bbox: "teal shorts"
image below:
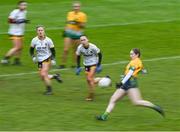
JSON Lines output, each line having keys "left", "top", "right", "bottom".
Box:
{"left": 120, "top": 77, "right": 138, "bottom": 91}
{"left": 63, "top": 29, "right": 83, "bottom": 39}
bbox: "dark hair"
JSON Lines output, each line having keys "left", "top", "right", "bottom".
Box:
{"left": 132, "top": 48, "right": 141, "bottom": 57}
{"left": 80, "top": 35, "right": 88, "bottom": 38}
{"left": 18, "top": 0, "right": 26, "bottom": 5}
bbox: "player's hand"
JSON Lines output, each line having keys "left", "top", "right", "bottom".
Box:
{"left": 141, "top": 69, "right": 147, "bottom": 74}
{"left": 96, "top": 65, "right": 102, "bottom": 73}
{"left": 51, "top": 59, "right": 56, "bottom": 66}
{"left": 75, "top": 67, "right": 82, "bottom": 75}
{"left": 25, "top": 19, "right": 30, "bottom": 23}
{"left": 67, "top": 20, "right": 78, "bottom": 25}
{"left": 32, "top": 57, "right": 37, "bottom": 63}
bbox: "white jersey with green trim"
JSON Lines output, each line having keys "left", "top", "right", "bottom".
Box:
{"left": 31, "top": 36, "right": 54, "bottom": 62}
{"left": 76, "top": 43, "right": 100, "bottom": 66}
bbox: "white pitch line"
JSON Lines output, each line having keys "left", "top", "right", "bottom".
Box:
{"left": 0, "top": 19, "right": 178, "bottom": 35}
{"left": 0, "top": 55, "right": 180, "bottom": 78}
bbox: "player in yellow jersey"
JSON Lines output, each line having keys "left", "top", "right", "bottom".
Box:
{"left": 97, "top": 48, "right": 164, "bottom": 121}
{"left": 59, "top": 1, "right": 87, "bottom": 69}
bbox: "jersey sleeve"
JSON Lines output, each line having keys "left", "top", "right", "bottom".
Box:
{"left": 92, "top": 44, "right": 100, "bottom": 54}
{"left": 48, "top": 38, "right": 54, "bottom": 48}
{"left": 79, "top": 13, "right": 87, "bottom": 23}
{"left": 9, "top": 10, "right": 17, "bottom": 19}
{"left": 76, "top": 45, "right": 81, "bottom": 55}
{"left": 130, "top": 60, "right": 143, "bottom": 72}
{"left": 31, "top": 38, "right": 36, "bottom": 47}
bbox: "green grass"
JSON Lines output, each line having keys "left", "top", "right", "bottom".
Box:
{"left": 0, "top": 0, "right": 180, "bottom": 131}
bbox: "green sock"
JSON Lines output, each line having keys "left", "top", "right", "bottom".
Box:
{"left": 102, "top": 112, "right": 109, "bottom": 119}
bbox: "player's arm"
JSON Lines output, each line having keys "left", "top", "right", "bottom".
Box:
{"left": 29, "top": 46, "right": 35, "bottom": 57}
{"left": 29, "top": 46, "right": 37, "bottom": 63}
{"left": 77, "top": 55, "right": 81, "bottom": 68}
{"left": 50, "top": 47, "right": 56, "bottom": 65}
{"left": 50, "top": 47, "right": 56, "bottom": 59}
{"left": 75, "top": 55, "right": 82, "bottom": 75}
{"left": 78, "top": 13, "right": 87, "bottom": 28}
{"left": 116, "top": 67, "right": 135, "bottom": 88}
{"left": 97, "top": 52, "right": 102, "bottom": 66}
{"left": 67, "top": 13, "right": 86, "bottom": 28}
{"left": 121, "top": 67, "right": 135, "bottom": 84}
{"left": 8, "top": 18, "right": 29, "bottom": 24}
{"left": 67, "top": 20, "right": 85, "bottom": 28}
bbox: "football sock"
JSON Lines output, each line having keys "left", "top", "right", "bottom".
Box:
{"left": 46, "top": 85, "right": 52, "bottom": 92}
{"left": 147, "top": 105, "right": 165, "bottom": 117}
{"left": 4, "top": 56, "right": 10, "bottom": 60}
{"left": 102, "top": 112, "right": 109, "bottom": 119}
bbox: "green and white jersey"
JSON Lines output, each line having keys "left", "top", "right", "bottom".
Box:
{"left": 76, "top": 43, "right": 100, "bottom": 66}
{"left": 31, "top": 36, "right": 54, "bottom": 62}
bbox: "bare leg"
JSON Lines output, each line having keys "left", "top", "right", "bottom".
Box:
{"left": 128, "top": 88, "right": 164, "bottom": 116}
{"left": 40, "top": 62, "right": 52, "bottom": 95}
{"left": 97, "top": 88, "right": 126, "bottom": 120}
{"left": 71, "top": 39, "right": 80, "bottom": 67}
{"left": 85, "top": 66, "right": 96, "bottom": 101}
{"left": 106, "top": 88, "right": 126, "bottom": 113}
{"left": 7, "top": 38, "right": 23, "bottom": 57}
{"left": 60, "top": 37, "right": 72, "bottom": 68}
{"left": 1, "top": 38, "right": 23, "bottom": 64}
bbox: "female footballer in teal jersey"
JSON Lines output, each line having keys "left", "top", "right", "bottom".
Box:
{"left": 29, "top": 26, "right": 62, "bottom": 95}
{"left": 97, "top": 48, "right": 164, "bottom": 121}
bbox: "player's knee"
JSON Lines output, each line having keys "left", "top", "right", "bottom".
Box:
{"left": 40, "top": 71, "right": 47, "bottom": 79}
{"left": 14, "top": 47, "right": 22, "bottom": 51}
{"left": 87, "top": 76, "right": 93, "bottom": 82}
{"left": 132, "top": 100, "right": 141, "bottom": 106}
{"left": 63, "top": 48, "right": 69, "bottom": 53}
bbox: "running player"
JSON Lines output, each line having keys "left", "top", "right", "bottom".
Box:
{"left": 1, "top": 0, "right": 29, "bottom": 65}
{"left": 76, "top": 35, "right": 102, "bottom": 101}
{"left": 59, "top": 1, "right": 87, "bottom": 69}
{"left": 29, "top": 26, "right": 62, "bottom": 95}
{"left": 97, "top": 48, "right": 164, "bottom": 120}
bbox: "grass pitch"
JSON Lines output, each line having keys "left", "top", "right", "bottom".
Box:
{"left": 0, "top": 0, "right": 180, "bottom": 131}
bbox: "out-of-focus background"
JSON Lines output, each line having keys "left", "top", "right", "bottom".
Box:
{"left": 0, "top": 0, "right": 180, "bottom": 130}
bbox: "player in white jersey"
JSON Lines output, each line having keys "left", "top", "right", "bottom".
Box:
{"left": 76, "top": 35, "right": 102, "bottom": 101}
{"left": 1, "top": 1, "right": 29, "bottom": 65}
{"left": 29, "top": 26, "right": 62, "bottom": 95}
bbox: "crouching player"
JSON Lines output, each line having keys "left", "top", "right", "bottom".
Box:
{"left": 29, "top": 26, "right": 62, "bottom": 95}
{"left": 97, "top": 48, "right": 164, "bottom": 120}
{"left": 75, "top": 35, "right": 102, "bottom": 101}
